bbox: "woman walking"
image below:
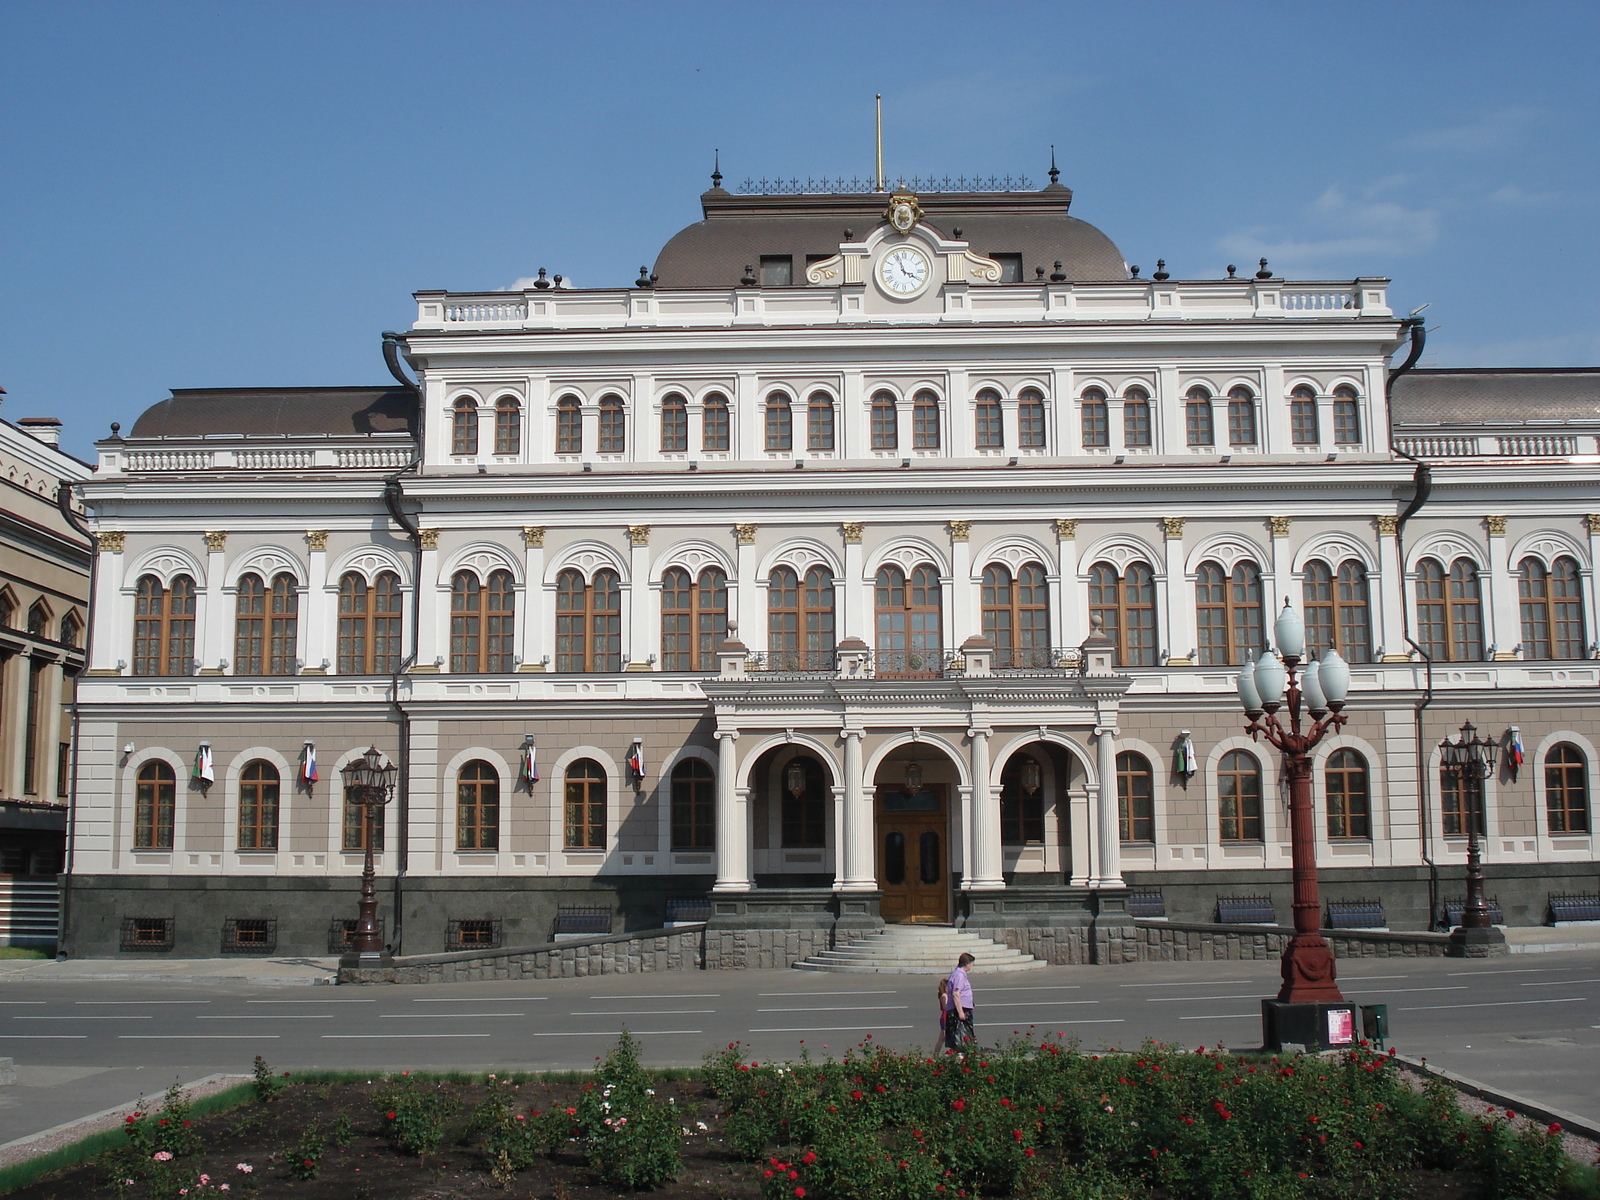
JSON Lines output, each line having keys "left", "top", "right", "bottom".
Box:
{"left": 944, "top": 951, "right": 975, "bottom": 1051}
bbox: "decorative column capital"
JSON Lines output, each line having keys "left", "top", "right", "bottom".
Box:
{"left": 966, "top": 725, "right": 992, "bottom": 740}
{"left": 1053, "top": 518, "right": 1078, "bottom": 540}
{"left": 418, "top": 529, "right": 440, "bottom": 550}
{"left": 948, "top": 520, "right": 971, "bottom": 543}
{"left": 713, "top": 728, "right": 740, "bottom": 742}
{"left": 840, "top": 726, "right": 864, "bottom": 741}
{"left": 841, "top": 522, "right": 864, "bottom": 544}
{"left": 1094, "top": 725, "right": 1120, "bottom": 740}
{"left": 203, "top": 530, "right": 227, "bottom": 552}
{"left": 1375, "top": 515, "right": 1399, "bottom": 537}
{"left": 735, "top": 523, "right": 758, "bottom": 545}
{"left": 1588, "top": 513, "right": 1600, "bottom": 536}
{"left": 305, "top": 530, "right": 329, "bottom": 552}
{"left": 628, "top": 524, "right": 651, "bottom": 547}
{"left": 95, "top": 530, "right": 125, "bottom": 553}
{"left": 1269, "top": 516, "right": 1292, "bottom": 537}
{"left": 1162, "top": 517, "right": 1185, "bottom": 539}
{"left": 521, "top": 526, "right": 545, "bottom": 548}
{"left": 1484, "top": 515, "right": 1507, "bottom": 537}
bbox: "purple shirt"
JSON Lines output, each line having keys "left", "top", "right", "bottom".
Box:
{"left": 946, "top": 966, "right": 973, "bottom": 1011}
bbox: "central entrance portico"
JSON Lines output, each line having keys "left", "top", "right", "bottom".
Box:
{"left": 876, "top": 783, "right": 950, "bottom": 923}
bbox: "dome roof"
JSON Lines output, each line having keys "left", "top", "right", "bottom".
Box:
{"left": 651, "top": 183, "right": 1128, "bottom": 289}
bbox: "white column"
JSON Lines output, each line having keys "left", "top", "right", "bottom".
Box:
{"left": 520, "top": 528, "right": 545, "bottom": 670}
{"left": 1055, "top": 519, "right": 1080, "bottom": 649}
{"left": 1157, "top": 366, "right": 1182, "bottom": 455}
{"left": 734, "top": 525, "right": 760, "bottom": 648}
{"left": 841, "top": 370, "right": 865, "bottom": 460}
{"left": 1376, "top": 516, "right": 1408, "bottom": 660}
{"left": 966, "top": 724, "right": 1003, "bottom": 889}
{"left": 1261, "top": 363, "right": 1287, "bottom": 452}
{"left": 1053, "top": 367, "right": 1079, "bottom": 455}
{"left": 90, "top": 533, "right": 125, "bottom": 672}
{"left": 1094, "top": 719, "right": 1123, "bottom": 887}
{"left": 303, "top": 531, "right": 329, "bottom": 672}
{"left": 627, "top": 526, "right": 652, "bottom": 669}
{"left": 1586, "top": 515, "right": 1600, "bottom": 656}
{"left": 200, "top": 531, "right": 227, "bottom": 673}
{"left": 1000, "top": 396, "right": 1020, "bottom": 456}
{"left": 841, "top": 525, "right": 866, "bottom": 641}
{"left": 838, "top": 729, "right": 874, "bottom": 890}
{"left": 415, "top": 531, "right": 442, "bottom": 671}
{"left": 632, "top": 373, "right": 654, "bottom": 464}
{"left": 735, "top": 373, "right": 759, "bottom": 460}
{"left": 1106, "top": 395, "right": 1126, "bottom": 456}
{"left": 1267, "top": 516, "right": 1293, "bottom": 624}
{"left": 948, "top": 368, "right": 971, "bottom": 458}
{"left": 950, "top": 523, "right": 973, "bottom": 644}
{"left": 1484, "top": 516, "right": 1519, "bottom": 658}
{"left": 712, "top": 730, "right": 749, "bottom": 891}
{"left": 1162, "top": 517, "right": 1194, "bottom": 665}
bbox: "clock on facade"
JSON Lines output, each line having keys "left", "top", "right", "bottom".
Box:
{"left": 878, "top": 245, "right": 931, "bottom": 296}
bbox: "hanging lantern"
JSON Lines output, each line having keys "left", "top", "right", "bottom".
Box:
{"left": 785, "top": 760, "right": 808, "bottom": 798}
{"left": 1019, "top": 757, "right": 1043, "bottom": 794}
{"left": 903, "top": 757, "right": 923, "bottom": 792}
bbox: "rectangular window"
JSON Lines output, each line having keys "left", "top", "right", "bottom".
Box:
{"left": 759, "top": 255, "right": 793, "bottom": 286}
{"left": 342, "top": 789, "right": 385, "bottom": 851}
{"left": 702, "top": 400, "right": 729, "bottom": 451}
{"left": 1081, "top": 401, "right": 1108, "bottom": 448}
{"left": 23, "top": 660, "right": 43, "bottom": 794}
{"left": 990, "top": 253, "right": 1023, "bottom": 283}
{"left": 1440, "top": 772, "right": 1483, "bottom": 837}
{"left": 1291, "top": 400, "right": 1320, "bottom": 445}
{"left": 58, "top": 741, "right": 70, "bottom": 798}
{"left": 1228, "top": 400, "right": 1257, "bottom": 446}
{"left": 1186, "top": 402, "right": 1214, "bottom": 446}
{"left": 1333, "top": 399, "right": 1361, "bottom": 444}
{"left": 1018, "top": 400, "right": 1046, "bottom": 447}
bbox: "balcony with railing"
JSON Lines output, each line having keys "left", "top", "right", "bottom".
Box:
{"left": 736, "top": 644, "right": 1084, "bottom": 682}
{"left": 1394, "top": 432, "right": 1591, "bottom": 459}
{"left": 99, "top": 435, "right": 417, "bottom": 475}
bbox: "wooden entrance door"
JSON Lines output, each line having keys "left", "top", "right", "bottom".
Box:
{"left": 876, "top": 786, "right": 949, "bottom": 923}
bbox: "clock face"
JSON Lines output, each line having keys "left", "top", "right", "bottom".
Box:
{"left": 878, "top": 246, "right": 931, "bottom": 296}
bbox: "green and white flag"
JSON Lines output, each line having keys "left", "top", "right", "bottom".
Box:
{"left": 1174, "top": 732, "right": 1197, "bottom": 779}
{"left": 192, "top": 743, "right": 214, "bottom": 784}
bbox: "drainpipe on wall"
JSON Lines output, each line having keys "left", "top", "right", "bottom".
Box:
{"left": 54, "top": 479, "right": 94, "bottom": 959}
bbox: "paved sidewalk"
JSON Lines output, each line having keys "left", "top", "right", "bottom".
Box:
{"left": 0, "top": 956, "right": 338, "bottom": 986}
{"left": 1505, "top": 924, "right": 1600, "bottom": 953}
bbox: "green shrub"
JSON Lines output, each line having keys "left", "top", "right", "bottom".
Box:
{"left": 575, "top": 1031, "right": 682, "bottom": 1189}
{"left": 375, "top": 1072, "right": 461, "bottom": 1157}
{"left": 287, "top": 1122, "right": 324, "bottom": 1179}
{"left": 469, "top": 1075, "right": 537, "bottom": 1184}
{"left": 251, "top": 1055, "right": 286, "bottom": 1103}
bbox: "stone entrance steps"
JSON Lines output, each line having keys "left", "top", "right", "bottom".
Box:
{"left": 793, "top": 924, "right": 1047, "bottom": 974}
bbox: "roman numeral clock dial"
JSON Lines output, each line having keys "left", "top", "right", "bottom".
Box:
{"left": 878, "top": 246, "right": 931, "bottom": 296}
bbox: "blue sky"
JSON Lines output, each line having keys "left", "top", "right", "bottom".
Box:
{"left": 3, "top": 2, "right": 1597, "bottom": 458}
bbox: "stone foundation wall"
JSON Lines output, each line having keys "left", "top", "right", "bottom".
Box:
{"left": 341, "top": 926, "right": 706, "bottom": 985}
{"left": 702, "top": 927, "right": 835, "bottom": 970}
{"left": 1133, "top": 920, "right": 1452, "bottom": 961}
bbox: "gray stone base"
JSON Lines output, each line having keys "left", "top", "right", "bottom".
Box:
{"left": 340, "top": 926, "right": 707, "bottom": 984}
{"left": 1447, "top": 925, "right": 1510, "bottom": 958}
{"left": 1133, "top": 919, "right": 1452, "bottom": 961}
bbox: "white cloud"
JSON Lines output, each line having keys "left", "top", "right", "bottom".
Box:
{"left": 1219, "top": 185, "right": 1438, "bottom": 271}
{"left": 1486, "top": 184, "right": 1563, "bottom": 207}
{"left": 1398, "top": 107, "right": 1542, "bottom": 155}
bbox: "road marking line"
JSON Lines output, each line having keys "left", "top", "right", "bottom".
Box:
{"left": 1399, "top": 997, "right": 1588, "bottom": 1011}
{"left": 323, "top": 1033, "right": 491, "bottom": 1039}
{"left": 984, "top": 986, "right": 1082, "bottom": 993}
{"left": 378, "top": 1013, "right": 526, "bottom": 1019}
{"left": 247, "top": 998, "right": 376, "bottom": 1004}
{"left": 75, "top": 1000, "right": 210, "bottom": 1005}
{"left": 1340, "top": 987, "right": 1468, "bottom": 994}
{"left": 747, "top": 1025, "right": 915, "bottom": 1033}
{"left": 1, "top": 1035, "right": 88, "bottom": 1039}
{"left": 756, "top": 1006, "right": 910, "bottom": 1013}
{"left": 531, "top": 1030, "right": 702, "bottom": 1037}
{"left": 1521, "top": 979, "right": 1600, "bottom": 986}
{"left": 1447, "top": 967, "right": 1572, "bottom": 976}
{"left": 569, "top": 1009, "right": 717, "bottom": 1016}
{"left": 194, "top": 1014, "right": 335, "bottom": 1020}
{"left": 1337, "top": 975, "right": 1411, "bottom": 981}
{"left": 16, "top": 1015, "right": 153, "bottom": 1020}
{"left": 411, "top": 996, "right": 548, "bottom": 1002}
{"left": 1178, "top": 1014, "right": 1255, "bottom": 1020}
{"left": 0, "top": 1001, "right": 46, "bottom": 1005}
{"left": 1032, "top": 1019, "right": 1125, "bottom": 1025}
{"left": 1119, "top": 980, "right": 1251, "bottom": 988}
{"left": 982, "top": 1001, "right": 1100, "bottom": 1009}
{"left": 759, "top": 990, "right": 900, "bottom": 997}
{"left": 585, "top": 994, "right": 721, "bottom": 1000}
{"left": 1145, "top": 995, "right": 1264, "bottom": 1003}
{"left": 120, "top": 1035, "right": 280, "bottom": 1040}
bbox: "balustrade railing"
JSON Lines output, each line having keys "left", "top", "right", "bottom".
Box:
{"left": 742, "top": 645, "right": 1083, "bottom": 680}
{"left": 745, "top": 649, "right": 839, "bottom": 674}
{"left": 444, "top": 301, "right": 527, "bottom": 323}
{"left": 336, "top": 447, "right": 416, "bottom": 469}
{"left": 1280, "top": 290, "right": 1357, "bottom": 312}
{"left": 1395, "top": 436, "right": 1478, "bottom": 458}
{"left": 125, "top": 450, "right": 214, "bottom": 471}
{"left": 1496, "top": 434, "right": 1578, "bottom": 456}
{"left": 235, "top": 449, "right": 315, "bottom": 470}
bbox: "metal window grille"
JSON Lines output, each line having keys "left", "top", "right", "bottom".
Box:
{"left": 446, "top": 918, "right": 502, "bottom": 951}
{"left": 222, "top": 917, "right": 278, "bottom": 954}
{"left": 121, "top": 916, "right": 174, "bottom": 952}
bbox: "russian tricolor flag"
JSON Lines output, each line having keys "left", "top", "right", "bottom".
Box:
{"left": 627, "top": 740, "right": 645, "bottom": 781}
{"left": 1509, "top": 727, "right": 1524, "bottom": 779}
{"left": 301, "top": 743, "right": 318, "bottom": 785}
{"left": 521, "top": 741, "right": 539, "bottom": 785}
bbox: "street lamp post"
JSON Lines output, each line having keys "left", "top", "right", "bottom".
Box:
{"left": 1439, "top": 721, "right": 1507, "bottom": 956}
{"left": 1238, "top": 600, "right": 1359, "bottom": 1049}
{"left": 340, "top": 746, "right": 397, "bottom": 967}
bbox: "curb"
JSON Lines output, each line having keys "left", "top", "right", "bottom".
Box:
{"left": 1392, "top": 1054, "right": 1600, "bottom": 1143}
{"left": 0, "top": 1073, "right": 250, "bottom": 1170}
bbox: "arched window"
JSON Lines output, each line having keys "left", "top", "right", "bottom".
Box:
{"left": 338, "top": 571, "right": 403, "bottom": 674}
{"left": 1519, "top": 556, "right": 1586, "bottom": 660}
{"left": 768, "top": 565, "right": 836, "bottom": 670}
{"left": 912, "top": 390, "right": 941, "bottom": 449}
{"left": 1439, "top": 763, "right": 1483, "bottom": 837}
{"left": 781, "top": 756, "right": 826, "bottom": 847}
{"left": 1080, "top": 388, "right": 1108, "bottom": 448}
{"left": 1227, "top": 386, "right": 1258, "bottom": 446}
{"left": 555, "top": 568, "right": 621, "bottom": 672}
{"left": 456, "top": 760, "right": 499, "bottom": 850}
{"left": 564, "top": 758, "right": 606, "bottom": 849}
{"left": 982, "top": 562, "right": 1051, "bottom": 668}
{"left": 26, "top": 601, "right": 48, "bottom": 636}
{"left": 1416, "top": 558, "right": 1484, "bottom": 661}
{"left": 238, "top": 760, "right": 279, "bottom": 850}
{"left": 1303, "top": 560, "right": 1372, "bottom": 663}
{"left": 1117, "top": 751, "right": 1154, "bottom": 842}
{"left": 1195, "top": 560, "right": 1264, "bottom": 666}
{"left": 133, "top": 574, "right": 196, "bottom": 676}
{"left": 1088, "top": 561, "right": 1158, "bottom": 666}
{"left": 661, "top": 566, "right": 727, "bottom": 671}
{"left": 450, "top": 569, "right": 515, "bottom": 673}
{"left": 556, "top": 394, "right": 582, "bottom": 455}
{"left": 660, "top": 392, "right": 688, "bottom": 453}
{"left": 1018, "top": 388, "right": 1046, "bottom": 448}
{"left": 235, "top": 572, "right": 298, "bottom": 676}
{"left": 1332, "top": 385, "right": 1361, "bottom": 445}
{"left": 1545, "top": 744, "right": 1590, "bottom": 834}
{"left": 451, "top": 397, "right": 479, "bottom": 456}
{"left": 0, "top": 590, "right": 13, "bottom": 628}
{"left": 702, "top": 392, "right": 730, "bottom": 452}
{"left": 871, "top": 391, "right": 898, "bottom": 450}
{"left": 1290, "top": 384, "right": 1320, "bottom": 445}
{"left": 671, "top": 758, "right": 715, "bottom": 850}
{"left": 1218, "top": 750, "right": 1263, "bottom": 841}
{"left": 343, "top": 775, "right": 384, "bottom": 851}
{"left": 493, "top": 396, "right": 521, "bottom": 455}
{"left": 1185, "top": 387, "right": 1214, "bottom": 447}
{"left": 1000, "top": 754, "right": 1045, "bottom": 845}
{"left": 807, "top": 391, "right": 835, "bottom": 451}
{"left": 598, "top": 394, "right": 626, "bottom": 454}
{"left": 1123, "top": 387, "right": 1152, "bottom": 448}
{"left": 1325, "top": 748, "right": 1370, "bottom": 839}
{"left": 875, "top": 563, "right": 942, "bottom": 677}
{"left": 764, "top": 391, "right": 793, "bottom": 451}
{"left": 974, "top": 389, "right": 1003, "bottom": 449}
{"left": 59, "top": 609, "right": 83, "bottom": 648}
{"left": 134, "top": 760, "right": 176, "bottom": 849}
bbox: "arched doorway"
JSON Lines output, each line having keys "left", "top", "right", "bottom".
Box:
{"left": 746, "top": 744, "right": 836, "bottom": 886}
{"left": 997, "top": 740, "right": 1075, "bottom": 882}
{"left": 873, "top": 743, "right": 958, "bottom": 922}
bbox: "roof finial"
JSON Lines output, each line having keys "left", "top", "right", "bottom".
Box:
{"left": 874, "top": 95, "right": 884, "bottom": 192}
{"left": 1048, "top": 145, "right": 1059, "bottom": 186}
{"left": 711, "top": 149, "right": 722, "bottom": 189}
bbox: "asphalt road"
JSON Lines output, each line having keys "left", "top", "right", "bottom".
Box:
{"left": 3, "top": 950, "right": 1597, "bottom": 1148}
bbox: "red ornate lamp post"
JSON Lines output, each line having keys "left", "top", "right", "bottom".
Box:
{"left": 1439, "top": 721, "right": 1506, "bottom": 956}
{"left": 1239, "top": 601, "right": 1359, "bottom": 1048}
{"left": 340, "top": 746, "right": 397, "bottom": 967}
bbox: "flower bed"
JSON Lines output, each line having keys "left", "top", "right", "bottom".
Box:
{"left": 4, "top": 1036, "right": 1596, "bottom": 1200}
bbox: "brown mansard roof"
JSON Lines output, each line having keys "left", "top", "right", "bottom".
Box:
{"left": 651, "top": 184, "right": 1129, "bottom": 288}
{"left": 129, "top": 387, "right": 416, "bottom": 439}
{"left": 1389, "top": 368, "right": 1600, "bottom": 426}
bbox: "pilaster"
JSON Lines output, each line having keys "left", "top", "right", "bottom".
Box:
{"left": 627, "top": 525, "right": 652, "bottom": 669}
{"left": 200, "top": 531, "right": 227, "bottom": 674}
{"left": 302, "top": 530, "right": 329, "bottom": 672}
{"left": 1375, "top": 516, "right": 1409, "bottom": 660}
{"left": 1162, "top": 517, "right": 1193, "bottom": 665}
{"left": 841, "top": 523, "right": 866, "bottom": 641}
{"left": 412, "top": 529, "right": 442, "bottom": 671}
{"left": 1484, "top": 516, "right": 1519, "bottom": 658}
{"left": 519, "top": 527, "right": 546, "bottom": 670}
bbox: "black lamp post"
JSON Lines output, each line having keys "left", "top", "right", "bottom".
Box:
{"left": 340, "top": 746, "right": 397, "bottom": 966}
{"left": 1439, "top": 721, "right": 1502, "bottom": 949}
{"left": 1238, "top": 600, "right": 1359, "bottom": 1049}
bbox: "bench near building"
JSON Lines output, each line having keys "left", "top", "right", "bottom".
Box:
{"left": 62, "top": 167, "right": 1600, "bottom": 963}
